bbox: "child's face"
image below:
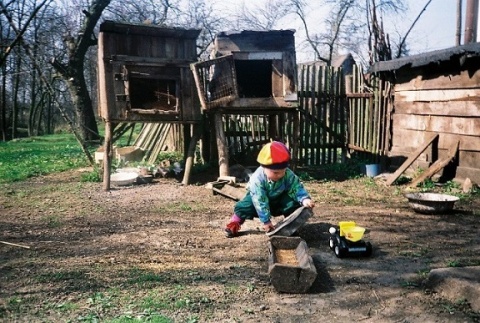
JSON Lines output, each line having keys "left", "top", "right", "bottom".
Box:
{"left": 263, "top": 167, "right": 287, "bottom": 182}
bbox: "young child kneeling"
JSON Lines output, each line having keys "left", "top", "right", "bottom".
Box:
{"left": 224, "top": 141, "right": 315, "bottom": 238}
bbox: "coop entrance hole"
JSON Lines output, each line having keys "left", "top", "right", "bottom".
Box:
{"left": 129, "top": 78, "right": 177, "bottom": 111}
{"left": 234, "top": 60, "right": 272, "bottom": 97}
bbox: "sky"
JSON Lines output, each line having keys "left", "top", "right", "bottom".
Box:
{"left": 210, "top": 0, "right": 479, "bottom": 64}
{"left": 392, "top": 1, "right": 461, "bottom": 52}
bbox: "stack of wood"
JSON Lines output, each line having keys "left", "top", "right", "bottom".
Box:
{"left": 133, "top": 123, "right": 180, "bottom": 164}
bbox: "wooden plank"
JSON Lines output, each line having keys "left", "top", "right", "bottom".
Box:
{"left": 182, "top": 124, "right": 201, "bottom": 185}
{"left": 129, "top": 109, "right": 178, "bottom": 115}
{"left": 215, "top": 112, "right": 229, "bottom": 177}
{"left": 458, "top": 150, "right": 480, "bottom": 167}
{"left": 393, "top": 114, "right": 480, "bottom": 136}
{"left": 389, "top": 155, "right": 430, "bottom": 173}
{"left": 385, "top": 133, "right": 439, "bottom": 186}
{"left": 316, "top": 66, "right": 324, "bottom": 165}
{"left": 408, "top": 140, "right": 459, "bottom": 187}
{"left": 147, "top": 124, "right": 171, "bottom": 164}
{"left": 103, "top": 121, "right": 114, "bottom": 191}
{"left": 346, "top": 93, "right": 374, "bottom": 98}
{"left": 0, "top": 240, "right": 30, "bottom": 249}
{"left": 272, "top": 57, "right": 283, "bottom": 97}
{"left": 97, "top": 33, "right": 111, "bottom": 120}
{"left": 395, "top": 88, "right": 480, "bottom": 102}
{"left": 388, "top": 147, "right": 430, "bottom": 162}
{"left": 395, "top": 68, "right": 480, "bottom": 91}
{"left": 190, "top": 63, "right": 209, "bottom": 110}
{"left": 210, "top": 183, "right": 245, "bottom": 201}
{"left": 395, "top": 100, "right": 480, "bottom": 117}
{"left": 110, "top": 55, "right": 192, "bottom": 66}
{"left": 392, "top": 129, "right": 480, "bottom": 152}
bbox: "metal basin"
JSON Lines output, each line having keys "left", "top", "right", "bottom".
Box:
{"left": 405, "top": 192, "right": 459, "bottom": 214}
{"left": 110, "top": 172, "right": 138, "bottom": 186}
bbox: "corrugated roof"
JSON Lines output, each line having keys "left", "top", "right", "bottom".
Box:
{"left": 368, "top": 42, "right": 480, "bottom": 73}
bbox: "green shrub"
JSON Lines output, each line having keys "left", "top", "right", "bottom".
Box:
{"left": 81, "top": 167, "right": 102, "bottom": 182}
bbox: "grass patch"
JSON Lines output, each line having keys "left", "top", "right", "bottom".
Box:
{"left": 36, "top": 270, "right": 88, "bottom": 283}
{"left": 0, "top": 134, "right": 91, "bottom": 183}
{"left": 81, "top": 166, "right": 103, "bottom": 182}
{"left": 109, "top": 312, "right": 173, "bottom": 323}
{"left": 136, "top": 286, "right": 213, "bottom": 312}
{"left": 155, "top": 201, "right": 210, "bottom": 213}
{"left": 125, "top": 268, "right": 167, "bottom": 286}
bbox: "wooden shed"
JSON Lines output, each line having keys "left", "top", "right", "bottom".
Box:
{"left": 190, "top": 30, "right": 300, "bottom": 177}
{"left": 191, "top": 29, "right": 298, "bottom": 112}
{"left": 370, "top": 43, "right": 480, "bottom": 184}
{"left": 98, "top": 20, "right": 201, "bottom": 123}
{"left": 97, "top": 21, "right": 202, "bottom": 190}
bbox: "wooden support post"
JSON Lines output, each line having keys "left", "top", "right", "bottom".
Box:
{"left": 102, "top": 120, "right": 113, "bottom": 191}
{"left": 215, "top": 112, "right": 229, "bottom": 177}
{"left": 182, "top": 123, "right": 201, "bottom": 185}
{"left": 268, "top": 114, "right": 278, "bottom": 140}
{"left": 291, "top": 111, "right": 299, "bottom": 171}
{"left": 385, "top": 133, "right": 439, "bottom": 186}
{"left": 408, "top": 140, "right": 459, "bottom": 188}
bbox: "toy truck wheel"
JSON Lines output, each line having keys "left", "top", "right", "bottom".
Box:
{"left": 334, "top": 245, "right": 346, "bottom": 258}
{"left": 329, "top": 237, "right": 335, "bottom": 250}
{"left": 365, "top": 242, "right": 373, "bottom": 257}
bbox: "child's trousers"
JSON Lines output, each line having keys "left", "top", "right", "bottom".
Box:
{"left": 233, "top": 192, "right": 301, "bottom": 222}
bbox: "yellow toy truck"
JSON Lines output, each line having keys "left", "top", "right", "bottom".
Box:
{"left": 329, "top": 221, "right": 372, "bottom": 258}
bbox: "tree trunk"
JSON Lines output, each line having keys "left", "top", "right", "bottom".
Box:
{"left": 1, "top": 63, "right": 6, "bottom": 141}
{"left": 12, "top": 54, "right": 22, "bottom": 139}
{"left": 49, "top": 0, "right": 111, "bottom": 144}
{"left": 46, "top": 93, "right": 53, "bottom": 134}
{"left": 67, "top": 69, "right": 99, "bottom": 142}
{"left": 28, "top": 47, "right": 38, "bottom": 136}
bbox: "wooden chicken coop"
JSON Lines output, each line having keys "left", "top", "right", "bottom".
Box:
{"left": 190, "top": 30, "right": 299, "bottom": 176}
{"left": 97, "top": 20, "right": 201, "bottom": 190}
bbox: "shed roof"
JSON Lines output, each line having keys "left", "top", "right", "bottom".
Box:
{"left": 99, "top": 20, "right": 201, "bottom": 39}
{"left": 368, "top": 42, "right": 480, "bottom": 73}
{"left": 213, "top": 29, "right": 296, "bottom": 54}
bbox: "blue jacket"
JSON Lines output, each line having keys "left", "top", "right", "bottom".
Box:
{"left": 247, "top": 166, "right": 310, "bottom": 223}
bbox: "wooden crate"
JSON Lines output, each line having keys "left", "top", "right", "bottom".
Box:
{"left": 268, "top": 236, "right": 317, "bottom": 293}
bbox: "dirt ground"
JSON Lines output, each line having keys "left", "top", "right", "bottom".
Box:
{"left": 1, "top": 168, "right": 480, "bottom": 322}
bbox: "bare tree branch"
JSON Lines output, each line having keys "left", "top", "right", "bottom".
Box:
{"left": 1, "top": 5, "right": 94, "bottom": 164}
{"left": 396, "top": 0, "right": 432, "bottom": 58}
{"left": 291, "top": 0, "right": 327, "bottom": 62}
{"left": 0, "top": 0, "right": 48, "bottom": 66}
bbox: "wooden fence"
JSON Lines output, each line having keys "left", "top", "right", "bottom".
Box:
{"left": 131, "top": 63, "right": 393, "bottom": 169}
{"left": 346, "top": 65, "right": 393, "bottom": 164}
{"left": 219, "top": 112, "right": 296, "bottom": 166}
{"left": 221, "top": 63, "right": 392, "bottom": 167}
{"left": 296, "top": 63, "right": 346, "bottom": 166}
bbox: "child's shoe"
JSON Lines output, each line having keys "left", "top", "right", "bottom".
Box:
{"left": 224, "top": 222, "right": 241, "bottom": 238}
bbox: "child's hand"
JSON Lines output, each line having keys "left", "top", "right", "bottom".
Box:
{"left": 302, "top": 198, "right": 315, "bottom": 208}
{"left": 263, "top": 221, "right": 275, "bottom": 232}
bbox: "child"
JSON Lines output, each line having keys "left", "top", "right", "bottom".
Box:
{"left": 224, "top": 141, "right": 315, "bottom": 238}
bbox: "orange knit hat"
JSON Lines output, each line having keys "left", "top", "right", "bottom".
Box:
{"left": 257, "top": 141, "right": 290, "bottom": 169}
